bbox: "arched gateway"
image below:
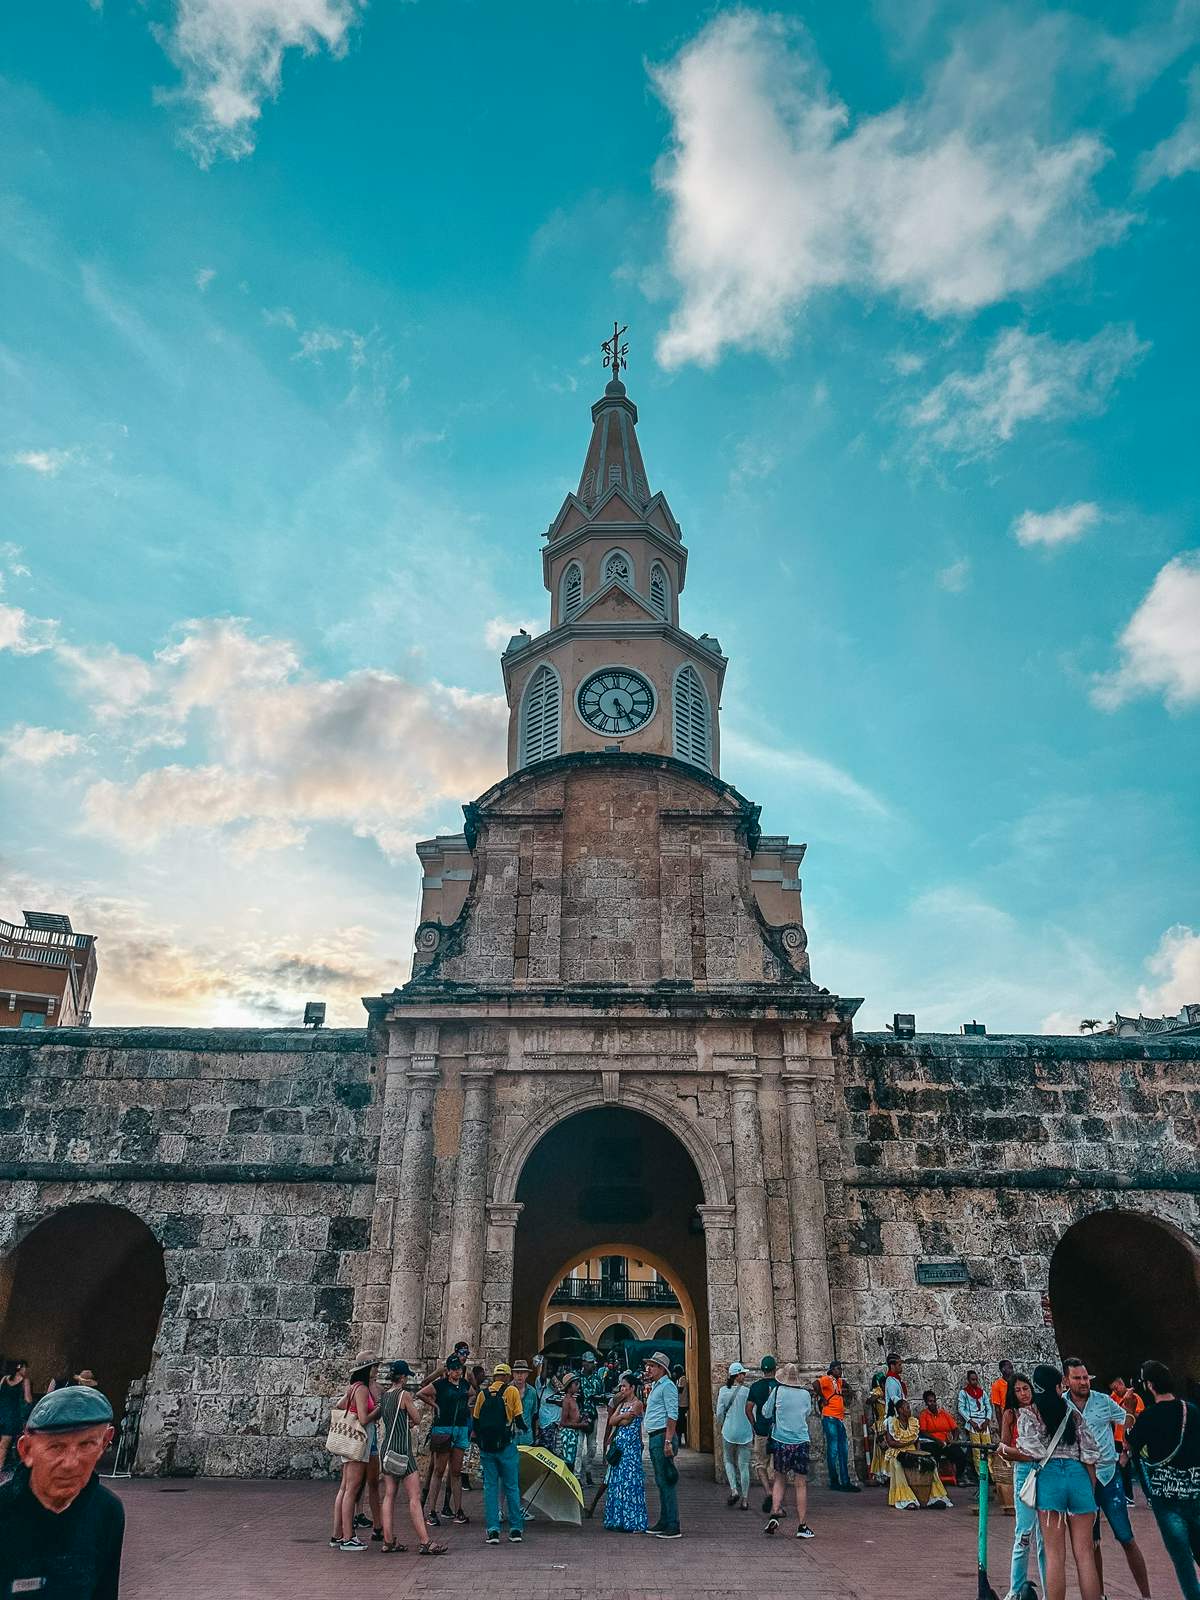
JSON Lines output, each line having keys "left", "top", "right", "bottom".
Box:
{"left": 362, "top": 362, "right": 859, "bottom": 1466}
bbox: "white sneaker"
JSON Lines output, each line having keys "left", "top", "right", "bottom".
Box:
{"left": 338, "top": 1538, "right": 367, "bottom": 1551}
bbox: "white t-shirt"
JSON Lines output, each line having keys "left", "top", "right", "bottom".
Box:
{"left": 763, "top": 1384, "right": 812, "bottom": 1445}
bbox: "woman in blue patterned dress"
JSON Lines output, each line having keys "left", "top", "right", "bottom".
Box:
{"left": 603, "top": 1373, "right": 648, "bottom": 1532}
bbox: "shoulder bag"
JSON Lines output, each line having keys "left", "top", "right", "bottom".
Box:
{"left": 382, "top": 1396, "right": 413, "bottom": 1476}
{"left": 326, "top": 1389, "right": 370, "bottom": 1463}
{"left": 1144, "top": 1402, "right": 1200, "bottom": 1503}
{"left": 1018, "top": 1406, "right": 1072, "bottom": 1507}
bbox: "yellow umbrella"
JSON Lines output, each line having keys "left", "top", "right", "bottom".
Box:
{"left": 516, "top": 1445, "right": 584, "bottom": 1524}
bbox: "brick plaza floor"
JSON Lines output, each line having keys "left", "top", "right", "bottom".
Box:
{"left": 114, "top": 1452, "right": 1183, "bottom": 1600}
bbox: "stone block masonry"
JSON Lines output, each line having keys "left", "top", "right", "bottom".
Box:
{"left": 0, "top": 1027, "right": 379, "bottom": 1477}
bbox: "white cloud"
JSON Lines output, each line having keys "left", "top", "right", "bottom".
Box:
{"left": 294, "top": 326, "right": 365, "bottom": 364}
{"left": 194, "top": 265, "right": 217, "bottom": 291}
{"left": 1137, "top": 924, "right": 1200, "bottom": 1015}
{"left": 7, "top": 447, "right": 84, "bottom": 476}
{"left": 911, "top": 324, "right": 1146, "bottom": 457}
{"left": 0, "top": 865, "right": 394, "bottom": 1025}
{"left": 721, "top": 727, "right": 889, "bottom": 817}
{"left": 1091, "top": 552, "right": 1200, "bottom": 712}
{"left": 75, "top": 618, "right": 508, "bottom": 857}
{"left": 911, "top": 883, "right": 1015, "bottom": 932}
{"left": 0, "top": 725, "right": 84, "bottom": 765}
{"left": 54, "top": 643, "right": 157, "bottom": 718}
{"left": 1012, "top": 501, "right": 1102, "bottom": 549}
{"left": 936, "top": 556, "right": 970, "bottom": 592}
{"left": 652, "top": 12, "right": 1128, "bottom": 367}
{"left": 483, "top": 618, "right": 540, "bottom": 652}
{"left": 1139, "top": 65, "right": 1200, "bottom": 186}
{"left": 153, "top": 0, "right": 364, "bottom": 166}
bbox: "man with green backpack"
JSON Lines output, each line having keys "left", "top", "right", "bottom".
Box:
{"left": 472, "top": 1363, "right": 526, "bottom": 1546}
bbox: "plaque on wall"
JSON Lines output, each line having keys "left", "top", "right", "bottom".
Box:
{"left": 915, "top": 1260, "right": 971, "bottom": 1286}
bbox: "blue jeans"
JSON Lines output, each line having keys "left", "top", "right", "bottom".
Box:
{"left": 1094, "top": 1468, "right": 1134, "bottom": 1545}
{"left": 1149, "top": 1498, "right": 1200, "bottom": 1600}
{"left": 481, "top": 1442, "right": 523, "bottom": 1535}
{"left": 1010, "top": 1462, "right": 1047, "bottom": 1597}
{"left": 648, "top": 1431, "right": 678, "bottom": 1530}
{"left": 822, "top": 1415, "right": 850, "bottom": 1487}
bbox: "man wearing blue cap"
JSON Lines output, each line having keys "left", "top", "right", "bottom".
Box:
{"left": 0, "top": 1384, "right": 125, "bottom": 1598}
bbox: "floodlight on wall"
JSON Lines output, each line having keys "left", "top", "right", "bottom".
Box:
{"left": 891, "top": 1013, "right": 916, "bottom": 1039}
{"left": 962, "top": 1020, "right": 986, "bottom": 1036}
{"left": 303, "top": 1001, "right": 326, "bottom": 1029}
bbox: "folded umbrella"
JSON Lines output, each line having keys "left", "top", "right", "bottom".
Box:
{"left": 516, "top": 1445, "right": 583, "bottom": 1525}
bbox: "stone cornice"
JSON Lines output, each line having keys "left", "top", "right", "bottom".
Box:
{"left": 500, "top": 620, "right": 726, "bottom": 698}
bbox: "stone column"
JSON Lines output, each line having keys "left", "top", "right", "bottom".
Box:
{"left": 360, "top": 1030, "right": 412, "bottom": 1353}
{"left": 383, "top": 1054, "right": 439, "bottom": 1360}
{"left": 783, "top": 1062, "right": 835, "bottom": 1369}
{"left": 698, "top": 1201, "right": 738, "bottom": 1482}
{"left": 442, "top": 1067, "right": 493, "bottom": 1353}
{"left": 481, "top": 1201, "right": 523, "bottom": 1368}
{"left": 727, "top": 1071, "right": 777, "bottom": 1362}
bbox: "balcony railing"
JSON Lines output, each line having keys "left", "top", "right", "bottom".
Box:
{"left": 549, "top": 1277, "right": 680, "bottom": 1308}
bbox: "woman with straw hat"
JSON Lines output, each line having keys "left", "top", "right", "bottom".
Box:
{"left": 761, "top": 1362, "right": 816, "bottom": 1539}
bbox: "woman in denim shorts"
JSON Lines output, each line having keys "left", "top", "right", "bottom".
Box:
{"left": 1004, "top": 1365, "right": 1101, "bottom": 1600}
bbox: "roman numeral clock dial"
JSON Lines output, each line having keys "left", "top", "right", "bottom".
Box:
{"left": 576, "top": 668, "right": 656, "bottom": 735}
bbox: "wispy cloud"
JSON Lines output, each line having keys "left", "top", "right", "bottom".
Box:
{"left": 7, "top": 447, "right": 85, "bottom": 476}
{"left": 721, "top": 727, "right": 890, "bottom": 817}
{"left": 1013, "top": 501, "right": 1102, "bottom": 549}
{"left": 0, "top": 725, "right": 84, "bottom": 765}
{"left": 651, "top": 11, "right": 1129, "bottom": 367}
{"left": 194, "top": 265, "right": 217, "bottom": 291}
{"left": 483, "top": 618, "right": 540, "bottom": 652}
{"left": 1091, "top": 551, "right": 1200, "bottom": 712}
{"left": 152, "top": 0, "right": 365, "bottom": 166}
{"left": 936, "top": 555, "right": 971, "bottom": 592}
{"left": 1138, "top": 65, "right": 1200, "bottom": 187}
{"left": 72, "top": 617, "right": 507, "bottom": 858}
{"left": 910, "top": 324, "right": 1147, "bottom": 457}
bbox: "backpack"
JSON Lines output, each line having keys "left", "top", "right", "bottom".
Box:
{"left": 475, "top": 1385, "right": 513, "bottom": 1454}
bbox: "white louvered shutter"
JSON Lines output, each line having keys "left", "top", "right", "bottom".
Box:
{"left": 522, "top": 666, "right": 561, "bottom": 765}
{"left": 563, "top": 564, "right": 583, "bottom": 621}
{"left": 650, "top": 564, "right": 668, "bottom": 619}
{"left": 673, "top": 665, "right": 709, "bottom": 768}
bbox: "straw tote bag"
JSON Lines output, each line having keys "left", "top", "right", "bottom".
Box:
{"left": 326, "top": 1391, "right": 370, "bottom": 1463}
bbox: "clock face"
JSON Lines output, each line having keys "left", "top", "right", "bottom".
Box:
{"left": 577, "top": 667, "right": 656, "bottom": 735}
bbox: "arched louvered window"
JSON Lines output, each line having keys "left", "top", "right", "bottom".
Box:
{"left": 561, "top": 562, "right": 583, "bottom": 622}
{"left": 603, "top": 550, "right": 631, "bottom": 585}
{"left": 650, "top": 563, "right": 668, "bottom": 619}
{"left": 672, "top": 663, "right": 710, "bottom": 768}
{"left": 520, "top": 664, "right": 561, "bottom": 766}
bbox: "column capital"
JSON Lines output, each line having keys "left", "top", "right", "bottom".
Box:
{"left": 725, "top": 1068, "right": 762, "bottom": 1091}
{"left": 407, "top": 1059, "right": 440, "bottom": 1085}
{"left": 460, "top": 1066, "right": 495, "bottom": 1086}
{"left": 696, "top": 1202, "right": 737, "bottom": 1231}
{"left": 486, "top": 1201, "right": 524, "bottom": 1230}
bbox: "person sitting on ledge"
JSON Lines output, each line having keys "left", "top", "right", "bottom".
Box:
{"left": 919, "top": 1389, "right": 972, "bottom": 1483}
{"left": 885, "top": 1399, "right": 952, "bottom": 1510}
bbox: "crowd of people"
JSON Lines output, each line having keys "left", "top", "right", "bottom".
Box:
{"left": 323, "top": 1336, "right": 1200, "bottom": 1600}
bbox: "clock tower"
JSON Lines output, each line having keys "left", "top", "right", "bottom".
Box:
{"left": 500, "top": 349, "right": 726, "bottom": 774}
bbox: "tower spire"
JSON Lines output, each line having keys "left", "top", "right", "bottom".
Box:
{"left": 577, "top": 322, "right": 649, "bottom": 508}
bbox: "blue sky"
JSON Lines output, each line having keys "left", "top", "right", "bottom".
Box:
{"left": 1, "top": 0, "right": 1197, "bottom": 1030}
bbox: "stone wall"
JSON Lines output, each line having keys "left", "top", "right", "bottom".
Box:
{"left": 0, "top": 1026, "right": 379, "bottom": 1476}
{"left": 827, "top": 1033, "right": 1200, "bottom": 1398}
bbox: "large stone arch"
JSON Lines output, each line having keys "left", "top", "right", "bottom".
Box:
{"left": 1049, "top": 1206, "right": 1200, "bottom": 1390}
{"left": 491, "top": 1080, "right": 729, "bottom": 1209}
{"left": 0, "top": 1201, "right": 167, "bottom": 1425}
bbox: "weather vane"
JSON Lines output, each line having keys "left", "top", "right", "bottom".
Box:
{"left": 602, "top": 320, "right": 629, "bottom": 383}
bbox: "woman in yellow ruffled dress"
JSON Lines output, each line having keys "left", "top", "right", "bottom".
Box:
{"left": 884, "top": 1401, "right": 952, "bottom": 1509}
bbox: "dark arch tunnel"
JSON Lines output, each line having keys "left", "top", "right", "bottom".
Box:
{"left": 0, "top": 1203, "right": 167, "bottom": 1422}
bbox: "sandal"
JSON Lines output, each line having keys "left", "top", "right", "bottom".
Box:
{"left": 419, "top": 1541, "right": 448, "bottom": 1556}
{"left": 381, "top": 1541, "right": 406, "bottom": 1554}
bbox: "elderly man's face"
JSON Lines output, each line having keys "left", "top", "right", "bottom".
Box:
{"left": 19, "top": 1425, "right": 113, "bottom": 1510}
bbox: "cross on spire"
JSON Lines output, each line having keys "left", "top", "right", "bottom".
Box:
{"left": 601, "top": 320, "right": 628, "bottom": 385}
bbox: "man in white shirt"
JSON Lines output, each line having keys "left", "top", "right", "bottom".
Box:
{"left": 957, "top": 1370, "right": 992, "bottom": 1484}
{"left": 1064, "top": 1359, "right": 1151, "bottom": 1600}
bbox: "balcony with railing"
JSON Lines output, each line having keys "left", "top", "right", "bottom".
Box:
{"left": 549, "top": 1276, "right": 680, "bottom": 1308}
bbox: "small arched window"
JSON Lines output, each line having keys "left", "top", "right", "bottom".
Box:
{"left": 672, "top": 664, "right": 710, "bottom": 769}
{"left": 650, "top": 563, "right": 668, "bottom": 619}
{"left": 561, "top": 562, "right": 583, "bottom": 622}
{"left": 520, "top": 664, "right": 561, "bottom": 766}
{"left": 603, "top": 550, "right": 631, "bottom": 585}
